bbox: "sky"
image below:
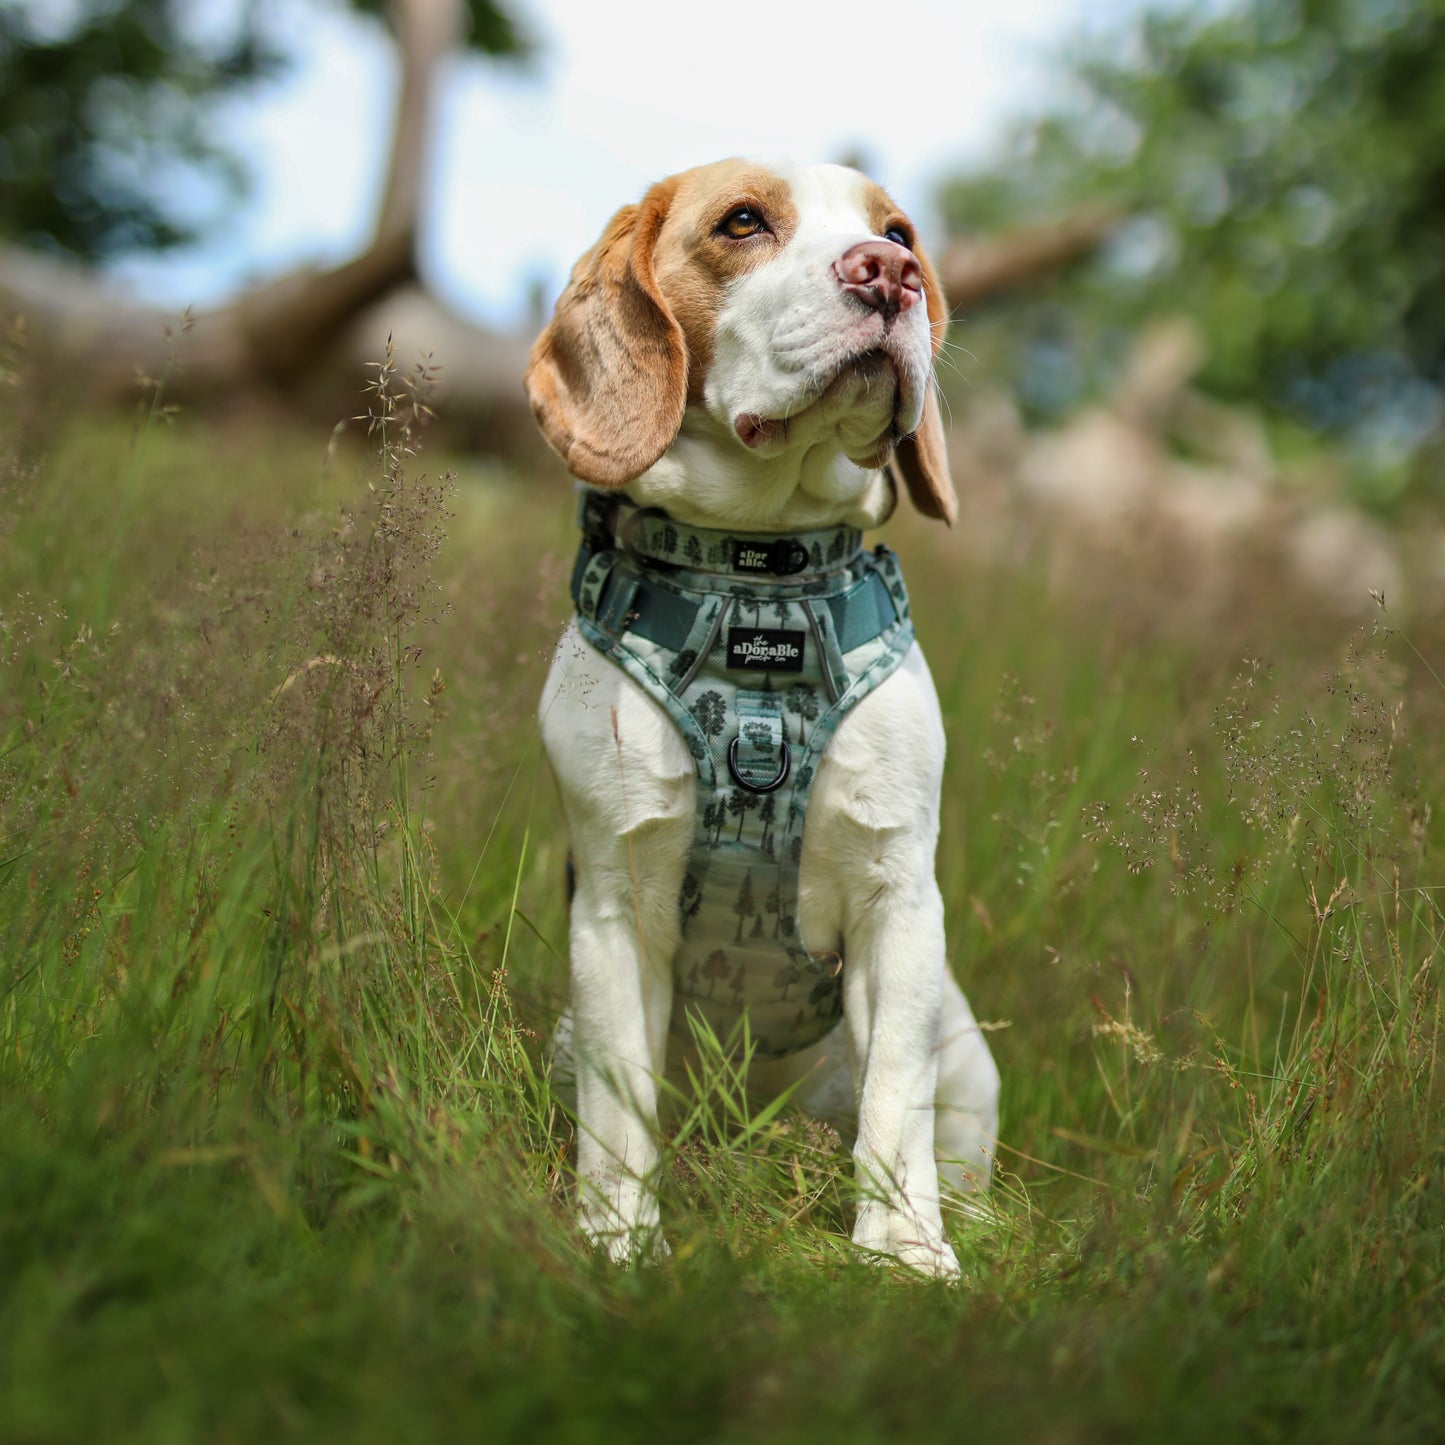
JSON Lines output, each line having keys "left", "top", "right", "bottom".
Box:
{"left": 110, "top": 0, "right": 1161, "bottom": 329}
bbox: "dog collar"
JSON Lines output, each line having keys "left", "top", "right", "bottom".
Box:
{"left": 576, "top": 490, "right": 864, "bottom": 582}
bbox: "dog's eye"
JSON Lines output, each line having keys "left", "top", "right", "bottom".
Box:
{"left": 884, "top": 225, "right": 913, "bottom": 250}
{"left": 719, "top": 206, "right": 767, "bottom": 239}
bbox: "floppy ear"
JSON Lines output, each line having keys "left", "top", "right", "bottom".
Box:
{"left": 891, "top": 240, "right": 957, "bottom": 526}
{"left": 525, "top": 180, "right": 687, "bottom": 487}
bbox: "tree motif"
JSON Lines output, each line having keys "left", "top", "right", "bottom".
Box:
{"left": 661, "top": 523, "right": 679, "bottom": 555}
{"left": 704, "top": 797, "right": 727, "bottom": 843}
{"left": 684, "top": 535, "right": 703, "bottom": 566}
{"left": 733, "top": 868, "right": 756, "bottom": 941}
{"left": 701, "top": 949, "right": 731, "bottom": 997}
{"left": 826, "top": 530, "right": 845, "bottom": 562}
{"left": 668, "top": 647, "right": 698, "bottom": 682}
{"left": 809, "top": 972, "right": 843, "bottom": 1018}
{"left": 785, "top": 683, "right": 819, "bottom": 746}
{"left": 691, "top": 690, "right": 727, "bottom": 741}
{"left": 773, "top": 960, "right": 801, "bottom": 1000}
{"left": 728, "top": 787, "right": 759, "bottom": 841}
{"left": 764, "top": 879, "right": 782, "bottom": 936}
{"left": 809, "top": 542, "right": 823, "bottom": 568}
{"left": 729, "top": 960, "right": 746, "bottom": 1003}
{"left": 679, "top": 871, "right": 701, "bottom": 920}
{"left": 740, "top": 716, "right": 774, "bottom": 749}
{"left": 758, "top": 792, "right": 777, "bottom": 856}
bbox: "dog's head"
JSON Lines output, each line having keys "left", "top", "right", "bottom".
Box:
{"left": 525, "top": 159, "right": 954, "bottom": 527}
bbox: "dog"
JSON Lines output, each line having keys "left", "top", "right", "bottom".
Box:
{"left": 527, "top": 159, "right": 999, "bottom": 1278}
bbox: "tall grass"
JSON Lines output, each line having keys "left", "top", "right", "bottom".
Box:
{"left": 1, "top": 334, "right": 1442, "bottom": 1442}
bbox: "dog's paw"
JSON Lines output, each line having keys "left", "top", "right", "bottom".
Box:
{"left": 580, "top": 1194, "right": 670, "bottom": 1267}
{"left": 584, "top": 1221, "right": 671, "bottom": 1267}
{"left": 884, "top": 1235, "right": 961, "bottom": 1281}
{"left": 852, "top": 1203, "right": 960, "bottom": 1281}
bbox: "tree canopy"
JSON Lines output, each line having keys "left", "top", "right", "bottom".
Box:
{"left": 0, "top": 0, "right": 528, "bottom": 262}
{"left": 939, "top": 0, "right": 1445, "bottom": 488}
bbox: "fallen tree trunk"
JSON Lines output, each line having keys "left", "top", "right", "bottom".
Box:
{"left": 0, "top": 233, "right": 415, "bottom": 395}
{"left": 936, "top": 207, "right": 1118, "bottom": 312}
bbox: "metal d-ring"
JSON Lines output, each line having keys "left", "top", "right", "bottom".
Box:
{"left": 727, "top": 736, "right": 791, "bottom": 794}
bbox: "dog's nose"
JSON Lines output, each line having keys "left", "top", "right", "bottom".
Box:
{"left": 833, "top": 241, "right": 922, "bottom": 321}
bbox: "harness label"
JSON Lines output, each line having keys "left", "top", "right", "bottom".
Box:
{"left": 727, "top": 628, "right": 806, "bottom": 673}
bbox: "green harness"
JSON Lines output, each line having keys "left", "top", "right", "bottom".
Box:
{"left": 570, "top": 491, "right": 916, "bottom": 1059}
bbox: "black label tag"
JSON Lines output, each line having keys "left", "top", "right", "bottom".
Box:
{"left": 731, "top": 541, "right": 778, "bottom": 575}
{"left": 726, "top": 628, "right": 806, "bottom": 672}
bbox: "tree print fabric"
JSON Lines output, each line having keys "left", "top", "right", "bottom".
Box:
{"left": 569, "top": 493, "right": 916, "bottom": 1060}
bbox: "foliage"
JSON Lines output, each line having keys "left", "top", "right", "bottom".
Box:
{"left": 1, "top": 341, "right": 1443, "bottom": 1437}
{"left": 940, "top": 0, "right": 1445, "bottom": 490}
{"left": 0, "top": 0, "right": 529, "bottom": 262}
{"left": 352, "top": 0, "right": 529, "bottom": 56}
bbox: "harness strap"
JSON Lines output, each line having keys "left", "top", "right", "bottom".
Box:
{"left": 578, "top": 555, "right": 900, "bottom": 659}
{"left": 567, "top": 491, "right": 916, "bottom": 1061}
{"left": 731, "top": 692, "right": 790, "bottom": 792}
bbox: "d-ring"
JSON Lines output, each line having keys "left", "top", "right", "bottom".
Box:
{"left": 727, "top": 736, "right": 791, "bottom": 794}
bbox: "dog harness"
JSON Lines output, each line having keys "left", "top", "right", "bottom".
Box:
{"left": 570, "top": 491, "right": 916, "bottom": 1059}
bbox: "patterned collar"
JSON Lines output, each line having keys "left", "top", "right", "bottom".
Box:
{"left": 577, "top": 491, "right": 864, "bottom": 584}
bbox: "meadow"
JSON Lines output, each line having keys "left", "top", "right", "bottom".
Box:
{"left": 2, "top": 340, "right": 1442, "bottom": 1443}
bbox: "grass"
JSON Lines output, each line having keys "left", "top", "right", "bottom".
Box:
{"left": 2, "top": 339, "right": 1442, "bottom": 1442}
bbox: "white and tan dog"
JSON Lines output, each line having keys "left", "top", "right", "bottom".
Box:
{"left": 528, "top": 159, "right": 999, "bottom": 1277}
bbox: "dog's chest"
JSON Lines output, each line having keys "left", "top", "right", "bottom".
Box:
{"left": 570, "top": 498, "right": 916, "bottom": 1058}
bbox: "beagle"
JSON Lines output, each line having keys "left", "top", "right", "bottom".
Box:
{"left": 528, "top": 159, "right": 999, "bottom": 1278}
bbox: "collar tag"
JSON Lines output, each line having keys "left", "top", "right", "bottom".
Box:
{"left": 730, "top": 539, "right": 809, "bottom": 576}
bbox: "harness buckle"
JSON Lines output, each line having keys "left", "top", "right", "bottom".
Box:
{"left": 770, "top": 540, "right": 811, "bottom": 575}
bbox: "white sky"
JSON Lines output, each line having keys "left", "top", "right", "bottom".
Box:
{"left": 110, "top": 0, "right": 1156, "bottom": 328}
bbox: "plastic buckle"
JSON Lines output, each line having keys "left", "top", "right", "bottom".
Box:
{"left": 769, "top": 539, "right": 810, "bottom": 575}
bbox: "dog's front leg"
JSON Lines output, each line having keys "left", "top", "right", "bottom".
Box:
{"left": 543, "top": 630, "right": 694, "bottom": 1262}
{"left": 808, "top": 652, "right": 962, "bottom": 1279}
{"left": 842, "top": 875, "right": 960, "bottom": 1280}
{"left": 566, "top": 864, "right": 678, "bottom": 1263}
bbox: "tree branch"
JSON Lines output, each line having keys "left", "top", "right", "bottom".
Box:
{"left": 938, "top": 207, "right": 1119, "bottom": 313}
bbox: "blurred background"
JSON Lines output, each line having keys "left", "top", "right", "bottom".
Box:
{"left": 4, "top": 0, "right": 1445, "bottom": 616}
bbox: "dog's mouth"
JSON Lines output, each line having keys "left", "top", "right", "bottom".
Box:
{"left": 734, "top": 350, "right": 905, "bottom": 451}
{"left": 734, "top": 412, "right": 788, "bottom": 447}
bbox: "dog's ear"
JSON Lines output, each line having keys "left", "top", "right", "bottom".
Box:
{"left": 525, "top": 180, "right": 687, "bottom": 487}
{"left": 891, "top": 241, "right": 957, "bottom": 526}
